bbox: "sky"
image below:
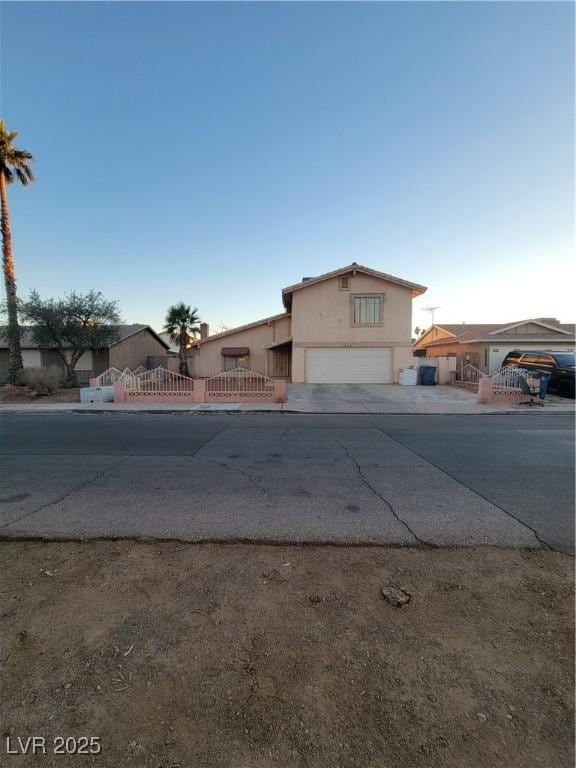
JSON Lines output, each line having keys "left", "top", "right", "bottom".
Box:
{"left": 1, "top": 0, "right": 574, "bottom": 334}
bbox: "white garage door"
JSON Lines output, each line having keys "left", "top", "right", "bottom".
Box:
{"left": 306, "top": 348, "right": 392, "bottom": 384}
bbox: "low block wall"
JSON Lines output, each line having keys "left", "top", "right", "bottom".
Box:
{"left": 477, "top": 378, "right": 524, "bottom": 404}
{"left": 113, "top": 378, "right": 287, "bottom": 404}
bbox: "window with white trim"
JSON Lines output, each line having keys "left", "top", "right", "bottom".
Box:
{"left": 351, "top": 295, "right": 382, "bottom": 326}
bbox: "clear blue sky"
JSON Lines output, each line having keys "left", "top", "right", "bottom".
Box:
{"left": 1, "top": 1, "right": 574, "bottom": 333}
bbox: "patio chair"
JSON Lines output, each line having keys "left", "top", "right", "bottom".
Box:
{"left": 518, "top": 377, "right": 544, "bottom": 407}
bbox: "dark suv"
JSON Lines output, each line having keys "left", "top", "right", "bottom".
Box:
{"left": 502, "top": 350, "right": 575, "bottom": 398}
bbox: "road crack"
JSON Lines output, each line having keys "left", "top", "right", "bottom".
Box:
{"left": 198, "top": 457, "right": 273, "bottom": 501}
{"left": 1, "top": 456, "right": 134, "bottom": 529}
{"left": 372, "top": 426, "right": 552, "bottom": 552}
{"left": 336, "top": 441, "right": 433, "bottom": 547}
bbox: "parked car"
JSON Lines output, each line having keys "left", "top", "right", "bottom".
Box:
{"left": 502, "top": 350, "right": 575, "bottom": 398}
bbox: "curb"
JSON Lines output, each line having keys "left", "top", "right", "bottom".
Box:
{"left": 0, "top": 407, "right": 573, "bottom": 417}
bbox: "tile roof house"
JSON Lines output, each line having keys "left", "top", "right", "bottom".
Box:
{"left": 0, "top": 324, "right": 170, "bottom": 384}
{"left": 190, "top": 264, "right": 427, "bottom": 383}
{"left": 413, "top": 319, "right": 575, "bottom": 372}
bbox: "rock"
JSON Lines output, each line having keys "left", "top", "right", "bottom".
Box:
{"left": 476, "top": 712, "right": 488, "bottom": 722}
{"left": 381, "top": 586, "right": 411, "bottom": 607}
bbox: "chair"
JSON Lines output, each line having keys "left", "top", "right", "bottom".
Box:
{"left": 518, "top": 377, "right": 543, "bottom": 407}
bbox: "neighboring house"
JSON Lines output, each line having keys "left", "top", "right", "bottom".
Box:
{"left": 190, "top": 264, "right": 427, "bottom": 383}
{"left": 0, "top": 324, "right": 170, "bottom": 384}
{"left": 413, "top": 319, "right": 576, "bottom": 372}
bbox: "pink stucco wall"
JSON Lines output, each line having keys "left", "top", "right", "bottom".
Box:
{"left": 190, "top": 314, "right": 291, "bottom": 377}
{"left": 187, "top": 271, "right": 418, "bottom": 383}
{"left": 290, "top": 274, "right": 415, "bottom": 383}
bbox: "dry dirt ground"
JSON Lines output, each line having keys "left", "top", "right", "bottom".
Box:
{"left": 0, "top": 386, "right": 80, "bottom": 404}
{"left": 0, "top": 542, "right": 573, "bottom": 768}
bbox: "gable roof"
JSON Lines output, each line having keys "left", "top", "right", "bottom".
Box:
{"left": 191, "top": 312, "right": 291, "bottom": 347}
{"left": 282, "top": 263, "right": 427, "bottom": 309}
{"left": 0, "top": 324, "right": 170, "bottom": 350}
{"left": 415, "top": 320, "right": 575, "bottom": 348}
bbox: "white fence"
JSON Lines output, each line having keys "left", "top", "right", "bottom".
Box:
{"left": 90, "top": 366, "right": 148, "bottom": 387}
{"left": 205, "top": 368, "right": 276, "bottom": 400}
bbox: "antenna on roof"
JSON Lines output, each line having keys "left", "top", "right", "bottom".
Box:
{"left": 423, "top": 306, "right": 441, "bottom": 325}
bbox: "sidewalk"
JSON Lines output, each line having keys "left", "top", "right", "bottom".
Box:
{"left": 0, "top": 397, "right": 573, "bottom": 415}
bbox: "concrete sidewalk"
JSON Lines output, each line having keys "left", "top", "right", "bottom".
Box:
{"left": 0, "top": 384, "right": 574, "bottom": 415}
{"left": 0, "top": 398, "right": 574, "bottom": 416}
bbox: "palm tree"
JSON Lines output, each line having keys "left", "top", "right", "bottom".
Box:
{"left": 0, "top": 120, "right": 34, "bottom": 384}
{"left": 164, "top": 303, "right": 201, "bottom": 377}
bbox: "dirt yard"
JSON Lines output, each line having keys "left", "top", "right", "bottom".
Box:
{"left": 0, "top": 542, "right": 573, "bottom": 768}
{"left": 0, "top": 386, "right": 80, "bottom": 404}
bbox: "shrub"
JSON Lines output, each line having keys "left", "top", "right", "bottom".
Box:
{"left": 16, "top": 366, "right": 62, "bottom": 394}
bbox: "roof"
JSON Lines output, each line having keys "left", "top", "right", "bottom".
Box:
{"left": 192, "top": 312, "right": 291, "bottom": 347}
{"left": 282, "top": 263, "right": 427, "bottom": 308}
{"left": 415, "top": 319, "right": 576, "bottom": 349}
{"left": 0, "top": 324, "right": 170, "bottom": 350}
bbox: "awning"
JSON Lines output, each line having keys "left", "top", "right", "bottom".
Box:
{"left": 221, "top": 347, "right": 249, "bottom": 356}
{"left": 264, "top": 336, "right": 293, "bottom": 350}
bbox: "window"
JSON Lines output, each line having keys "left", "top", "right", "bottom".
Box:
{"left": 351, "top": 295, "right": 382, "bottom": 326}
{"left": 224, "top": 355, "right": 249, "bottom": 371}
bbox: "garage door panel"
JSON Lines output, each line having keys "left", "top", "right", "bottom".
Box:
{"left": 306, "top": 348, "right": 392, "bottom": 384}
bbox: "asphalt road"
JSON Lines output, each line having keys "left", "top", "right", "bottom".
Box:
{"left": 0, "top": 413, "right": 573, "bottom": 553}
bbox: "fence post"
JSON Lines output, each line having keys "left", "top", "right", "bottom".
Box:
{"left": 113, "top": 381, "right": 126, "bottom": 403}
{"left": 477, "top": 376, "right": 493, "bottom": 404}
{"left": 274, "top": 379, "right": 287, "bottom": 403}
{"left": 194, "top": 379, "right": 206, "bottom": 403}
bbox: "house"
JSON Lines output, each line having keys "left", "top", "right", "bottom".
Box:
{"left": 0, "top": 324, "right": 170, "bottom": 384}
{"left": 189, "top": 264, "right": 427, "bottom": 383}
{"left": 413, "top": 319, "right": 576, "bottom": 372}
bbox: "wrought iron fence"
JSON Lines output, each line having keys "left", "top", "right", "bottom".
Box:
{"left": 91, "top": 365, "right": 150, "bottom": 387}
{"left": 489, "top": 366, "right": 529, "bottom": 388}
{"left": 91, "top": 367, "right": 125, "bottom": 386}
{"left": 453, "top": 363, "right": 484, "bottom": 390}
{"left": 488, "top": 365, "right": 533, "bottom": 402}
{"left": 205, "top": 367, "right": 275, "bottom": 399}
{"left": 126, "top": 366, "right": 195, "bottom": 395}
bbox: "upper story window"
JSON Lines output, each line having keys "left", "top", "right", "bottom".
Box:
{"left": 351, "top": 295, "right": 383, "bottom": 326}
{"left": 339, "top": 275, "right": 350, "bottom": 290}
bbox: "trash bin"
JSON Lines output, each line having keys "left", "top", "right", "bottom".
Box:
{"left": 538, "top": 372, "right": 550, "bottom": 401}
{"left": 420, "top": 366, "right": 437, "bottom": 386}
{"left": 399, "top": 367, "right": 418, "bottom": 386}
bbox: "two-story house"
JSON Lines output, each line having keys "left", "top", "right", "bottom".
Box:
{"left": 190, "top": 264, "right": 426, "bottom": 383}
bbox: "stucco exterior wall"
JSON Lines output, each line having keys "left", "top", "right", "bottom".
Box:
{"left": 415, "top": 326, "right": 455, "bottom": 348}
{"left": 192, "top": 315, "right": 291, "bottom": 377}
{"left": 290, "top": 275, "right": 413, "bottom": 345}
{"left": 109, "top": 329, "right": 168, "bottom": 370}
{"left": 289, "top": 275, "right": 415, "bottom": 383}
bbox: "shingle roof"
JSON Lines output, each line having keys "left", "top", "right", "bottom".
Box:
{"left": 417, "top": 320, "right": 575, "bottom": 348}
{"left": 0, "top": 324, "right": 169, "bottom": 349}
{"left": 282, "top": 263, "right": 427, "bottom": 308}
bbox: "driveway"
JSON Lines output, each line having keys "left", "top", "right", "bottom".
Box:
{"left": 287, "top": 383, "right": 574, "bottom": 414}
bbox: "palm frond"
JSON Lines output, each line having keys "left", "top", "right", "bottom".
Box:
{"left": 0, "top": 121, "right": 35, "bottom": 187}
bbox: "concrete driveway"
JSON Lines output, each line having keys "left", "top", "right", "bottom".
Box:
{"left": 287, "top": 383, "right": 574, "bottom": 414}
{"left": 288, "top": 383, "right": 488, "bottom": 414}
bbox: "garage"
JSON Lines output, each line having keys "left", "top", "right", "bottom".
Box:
{"left": 305, "top": 348, "right": 392, "bottom": 384}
